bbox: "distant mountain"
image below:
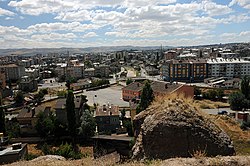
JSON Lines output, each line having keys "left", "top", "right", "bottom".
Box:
{"left": 0, "top": 45, "right": 173, "bottom": 56}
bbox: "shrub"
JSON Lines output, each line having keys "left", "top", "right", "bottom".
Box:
{"left": 55, "top": 143, "right": 82, "bottom": 159}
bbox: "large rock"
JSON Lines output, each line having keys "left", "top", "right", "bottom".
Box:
{"left": 132, "top": 96, "right": 235, "bottom": 160}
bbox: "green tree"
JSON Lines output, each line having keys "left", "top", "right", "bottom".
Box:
{"left": 194, "top": 86, "right": 201, "bottom": 96}
{"left": 126, "top": 78, "right": 133, "bottom": 85}
{"left": 66, "top": 80, "right": 71, "bottom": 90}
{"left": 15, "top": 91, "right": 24, "bottom": 106}
{"left": 216, "top": 89, "right": 225, "bottom": 100}
{"left": 241, "top": 76, "right": 250, "bottom": 99}
{"left": 35, "top": 112, "right": 55, "bottom": 138}
{"left": 0, "top": 95, "right": 6, "bottom": 134}
{"left": 78, "top": 109, "right": 96, "bottom": 138}
{"left": 123, "top": 120, "right": 133, "bottom": 137}
{"left": 228, "top": 92, "right": 247, "bottom": 111}
{"left": 66, "top": 90, "right": 76, "bottom": 138}
{"left": 136, "top": 81, "right": 154, "bottom": 114}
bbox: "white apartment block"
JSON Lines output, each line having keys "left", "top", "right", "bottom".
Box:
{"left": 55, "top": 63, "right": 84, "bottom": 79}
{"left": 207, "top": 58, "right": 250, "bottom": 78}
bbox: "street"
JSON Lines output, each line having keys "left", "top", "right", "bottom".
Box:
{"left": 202, "top": 107, "right": 234, "bottom": 115}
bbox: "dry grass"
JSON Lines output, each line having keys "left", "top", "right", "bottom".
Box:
{"left": 190, "top": 149, "right": 207, "bottom": 159}
{"left": 194, "top": 100, "right": 229, "bottom": 109}
{"left": 212, "top": 115, "right": 250, "bottom": 155}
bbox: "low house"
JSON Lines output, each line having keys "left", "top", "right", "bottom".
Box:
{"left": 17, "top": 106, "right": 51, "bottom": 136}
{"left": 222, "top": 78, "right": 241, "bottom": 89}
{"left": 122, "top": 81, "right": 194, "bottom": 102}
{"left": 54, "top": 97, "right": 83, "bottom": 126}
{"left": 145, "top": 66, "right": 159, "bottom": 76}
{"left": 122, "top": 82, "right": 143, "bottom": 101}
{"left": 94, "top": 104, "right": 120, "bottom": 133}
{"left": 151, "top": 82, "right": 194, "bottom": 98}
{"left": 71, "top": 79, "right": 91, "bottom": 91}
{"left": 0, "top": 143, "right": 28, "bottom": 164}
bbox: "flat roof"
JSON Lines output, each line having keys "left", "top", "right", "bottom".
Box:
{"left": 92, "top": 135, "right": 133, "bottom": 142}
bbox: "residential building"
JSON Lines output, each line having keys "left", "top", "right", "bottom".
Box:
{"left": 94, "top": 104, "right": 120, "bottom": 133}
{"left": 164, "top": 51, "right": 178, "bottom": 60}
{"left": 160, "top": 59, "right": 208, "bottom": 82}
{"left": 145, "top": 66, "right": 159, "bottom": 76}
{"left": 122, "top": 82, "right": 144, "bottom": 101}
{"left": 17, "top": 106, "right": 51, "bottom": 136}
{"left": 71, "top": 79, "right": 91, "bottom": 91}
{"left": 94, "top": 65, "right": 110, "bottom": 78}
{"left": 151, "top": 82, "right": 194, "bottom": 98}
{"left": 54, "top": 97, "right": 83, "bottom": 126}
{"left": 0, "top": 64, "right": 25, "bottom": 81}
{"left": 18, "top": 76, "right": 38, "bottom": 92}
{"left": 84, "top": 68, "right": 95, "bottom": 78}
{"left": 0, "top": 143, "right": 28, "bottom": 164}
{"left": 122, "top": 81, "right": 194, "bottom": 101}
{"left": 207, "top": 58, "right": 250, "bottom": 78}
{"left": 0, "top": 68, "right": 6, "bottom": 89}
{"left": 40, "top": 70, "right": 52, "bottom": 79}
{"left": 25, "top": 68, "right": 39, "bottom": 78}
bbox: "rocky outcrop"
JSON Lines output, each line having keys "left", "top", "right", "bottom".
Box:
{"left": 132, "top": 96, "right": 235, "bottom": 160}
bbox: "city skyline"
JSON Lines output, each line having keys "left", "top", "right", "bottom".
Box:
{"left": 0, "top": 0, "right": 250, "bottom": 49}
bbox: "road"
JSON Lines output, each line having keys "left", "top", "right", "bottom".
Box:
{"left": 202, "top": 107, "right": 234, "bottom": 115}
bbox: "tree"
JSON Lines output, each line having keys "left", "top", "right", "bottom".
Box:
{"left": 35, "top": 112, "right": 55, "bottom": 138}
{"left": 66, "top": 90, "right": 76, "bottom": 137}
{"left": 0, "top": 95, "right": 5, "bottom": 134}
{"left": 136, "top": 81, "right": 154, "bottom": 114}
{"left": 241, "top": 76, "right": 250, "bottom": 99}
{"left": 126, "top": 78, "right": 133, "bottom": 85}
{"left": 78, "top": 109, "right": 96, "bottom": 138}
{"left": 194, "top": 86, "right": 201, "bottom": 96}
{"left": 66, "top": 80, "right": 71, "bottom": 90}
{"left": 216, "top": 89, "right": 225, "bottom": 100}
{"left": 228, "top": 92, "right": 247, "bottom": 111}
{"left": 15, "top": 91, "right": 24, "bottom": 106}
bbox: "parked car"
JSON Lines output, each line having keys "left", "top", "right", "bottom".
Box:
{"left": 218, "top": 110, "right": 228, "bottom": 115}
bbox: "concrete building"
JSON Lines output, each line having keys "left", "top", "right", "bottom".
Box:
{"left": 0, "top": 64, "right": 25, "bottom": 81}
{"left": 0, "top": 143, "right": 28, "bottom": 164}
{"left": 19, "top": 76, "right": 38, "bottom": 92}
{"left": 54, "top": 97, "right": 83, "bottom": 126}
{"left": 122, "top": 81, "right": 194, "bottom": 101}
{"left": 207, "top": 58, "right": 250, "bottom": 78}
{"left": 94, "top": 65, "right": 110, "bottom": 78}
{"left": 161, "top": 59, "right": 208, "bottom": 82}
{"left": 94, "top": 104, "right": 120, "bottom": 133}
{"left": 17, "top": 106, "right": 51, "bottom": 136}
{"left": 84, "top": 68, "right": 95, "bottom": 78}
{"left": 164, "top": 50, "right": 178, "bottom": 60}
{"left": 0, "top": 68, "right": 6, "bottom": 89}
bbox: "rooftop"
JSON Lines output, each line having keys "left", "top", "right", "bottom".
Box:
{"left": 95, "top": 104, "right": 119, "bottom": 116}
{"left": 122, "top": 82, "right": 143, "bottom": 91}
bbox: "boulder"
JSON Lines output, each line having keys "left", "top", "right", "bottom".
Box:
{"left": 132, "top": 96, "right": 235, "bottom": 160}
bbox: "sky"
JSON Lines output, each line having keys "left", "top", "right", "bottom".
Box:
{"left": 0, "top": 0, "right": 250, "bottom": 49}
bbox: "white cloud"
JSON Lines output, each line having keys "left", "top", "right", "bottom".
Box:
{"left": 83, "top": 32, "right": 97, "bottom": 38}
{"left": 229, "top": 0, "right": 250, "bottom": 9}
{"left": 0, "top": 7, "right": 15, "bottom": 16}
{"left": 27, "top": 22, "right": 102, "bottom": 33}
{"left": 202, "top": 1, "right": 232, "bottom": 16}
{"left": 31, "top": 33, "right": 76, "bottom": 41}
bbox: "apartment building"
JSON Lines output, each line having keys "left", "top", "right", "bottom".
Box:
{"left": 161, "top": 59, "right": 208, "bottom": 82}
{"left": 207, "top": 58, "right": 250, "bottom": 78}
{"left": 55, "top": 63, "right": 84, "bottom": 79}
{"left": 0, "top": 64, "right": 25, "bottom": 81}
